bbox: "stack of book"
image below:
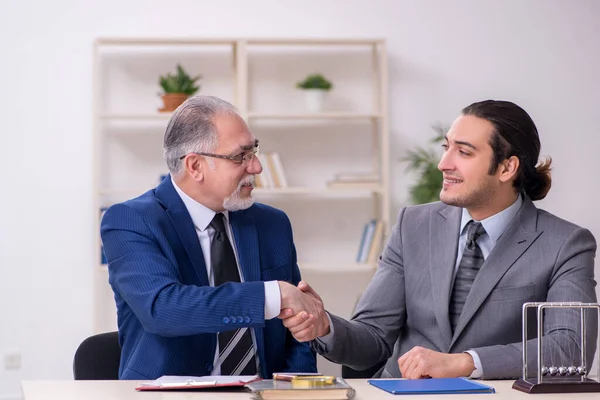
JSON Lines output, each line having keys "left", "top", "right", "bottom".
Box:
{"left": 356, "top": 219, "right": 385, "bottom": 264}
{"left": 327, "top": 173, "right": 380, "bottom": 190}
{"left": 247, "top": 376, "right": 355, "bottom": 400}
{"left": 255, "top": 152, "right": 288, "bottom": 189}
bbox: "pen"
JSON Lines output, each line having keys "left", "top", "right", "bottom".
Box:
{"left": 272, "top": 372, "right": 323, "bottom": 382}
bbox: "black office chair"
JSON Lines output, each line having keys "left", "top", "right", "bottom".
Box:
{"left": 73, "top": 331, "right": 121, "bottom": 380}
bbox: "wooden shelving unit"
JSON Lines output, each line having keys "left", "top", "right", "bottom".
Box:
{"left": 92, "top": 38, "right": 390, "bottom": 353}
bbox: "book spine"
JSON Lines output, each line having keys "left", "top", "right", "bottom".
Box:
{"left": 258, "top": 153, "right": 274, "bottom": 188}
{"left": 356, "top": 222, "right": 369, "bottom": 262}
{"left": 358, "top": 219, "right": 376, "bottom": 263}
{"left": 266, "top": 153, "right": 281, "bottom": 188}
{"left": 100, "top": 207, "right": 108, "bottom": 265}
{"left": 270, "top": 152, "right": 288, "bottom": 188}
{"left": 367, "top": 220, "right": 385, "bottom": 263}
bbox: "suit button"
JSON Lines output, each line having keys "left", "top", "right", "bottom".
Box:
{"left": 237, "top": 316, "right": 243, "bottom": 324}
{"left": 230, "top": 316, "right": 236, "bottom": 323}
{"left": 244, "top": 316, "right": 251, "bottom": 323}
{"left": 223, "top": 317, "right": 230, "bottom": 324}
{"left": 206, "top": 363, "right": 213, "bottom": 372}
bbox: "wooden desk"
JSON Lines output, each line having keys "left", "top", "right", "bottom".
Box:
{"left": 20, "top": 379, "right": 600, "bottom": 399}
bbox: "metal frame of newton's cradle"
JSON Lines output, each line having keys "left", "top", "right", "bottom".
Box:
{"left": 513, "top": 302, "right": 600, "bottom": 394}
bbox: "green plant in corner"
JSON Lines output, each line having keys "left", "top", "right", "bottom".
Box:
{"left": 296, "top": 73, "right": 333, "bottom": 90}
{"left": 401, "top": 123, "right": 448, "bottom": 205}
{"left": 159, "top": 64, "right": 202, "bottom": 95}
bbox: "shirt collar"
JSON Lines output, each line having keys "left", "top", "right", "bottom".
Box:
{"left": 460, "top": 194, "right": 523, "bottom": 244}
{"left": 171, "top": 176, "right": 229, "bottom": 231}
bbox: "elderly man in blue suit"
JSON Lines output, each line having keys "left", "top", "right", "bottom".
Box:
{"left": 100, "top": 95, "right": 320, "bottom": 379}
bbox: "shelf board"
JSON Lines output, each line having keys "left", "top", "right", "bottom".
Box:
{"left": 99, "top": 262, "right": 375, "bottom": 273}
{"left": 95, "top": 38, "right": 383, "bottom": 47}
{"left": 247, "top": 112, "right": 381, "bottom": 120}
{"left": 299, "top": 262, "right": 376, "bottom": 273}
{"left": 99, "top": 114, "right": 172, "bottom": 121}
{"left": 253, "top": 187, "right": 382, "bottom": 197}
{"left": 99, "top": 188, "right": 150, "bottom": 195}
{"left": 247, "top": 38, "right": 384, "bottom": 46}
{"left": 96, "top": 38, "right": 238, "bottom": 46}
{"left": 100, "top": 186, "right": 381, "bottom": 197}
{"left": 100, "top": 112, "right": 381, "bottom": 122}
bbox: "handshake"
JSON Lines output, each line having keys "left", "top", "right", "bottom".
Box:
{"left": 277, "top": 281, "right": 330, "bottom": 342}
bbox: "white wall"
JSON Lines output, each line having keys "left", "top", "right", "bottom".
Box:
{"left": 1, "top": 0, "right": 599, "bottom": 397}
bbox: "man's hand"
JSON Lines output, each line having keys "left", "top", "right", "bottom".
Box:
{"left": 398, "top": 346, "right": 475, "bottom": 379}
{"left": 278, "top": 280, "right": 323, "bottom": 319}
{"left": 278, "top": 281, "right": 330, "bottom": 342}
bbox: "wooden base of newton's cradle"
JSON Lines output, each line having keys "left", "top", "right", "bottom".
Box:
{"left": 513, "top": 377, "right": 600, "bottom": 394}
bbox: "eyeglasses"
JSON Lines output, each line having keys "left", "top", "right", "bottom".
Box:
{"left": 179, "top": 145, "right": 260, "bottom": 166}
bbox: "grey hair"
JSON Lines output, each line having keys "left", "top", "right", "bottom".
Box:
{"left": 163, "top": 95, "right": 239, "bottom": 176}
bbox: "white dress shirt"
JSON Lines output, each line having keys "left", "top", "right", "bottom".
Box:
{"left": 458, "top": 194, "right": 523, "bottom": 378}
{"left": 172, "top": 178, "right": 281, "bottom": 374}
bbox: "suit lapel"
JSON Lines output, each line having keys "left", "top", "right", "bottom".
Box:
{"left": 155, "top": 176, "right": 209, "bottom": 286}
{"left": 450, "top": 198, "right": 542, "bottom": 346}
{"left": 429, "top": 205, "right": 462, "bottom": 350}
{"left": 229, "top": 211, "right": 265, "bottom": 374}
{"left": 229, "top": 211, "right": 261, "bottom": 283}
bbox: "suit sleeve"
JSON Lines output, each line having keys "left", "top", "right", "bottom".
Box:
{"left": 312, "top": 208, "right": 408, "bottom": 370}
{"left": 282, "top": 224, "right": 318, "bottom": 372}
{"left": 100, "top": 203, "right": 266, "bottom": 337}
{"left": 473, "top": 227, "right": 598, "bottom": 379}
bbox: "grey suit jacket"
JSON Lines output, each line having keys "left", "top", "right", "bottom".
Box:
{"left": 316, "top": 197, "right": 597, "bottom": 379}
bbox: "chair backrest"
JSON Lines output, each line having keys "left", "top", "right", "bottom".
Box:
{"left": 73, "top": 331, "right": 121, "bottom": 380}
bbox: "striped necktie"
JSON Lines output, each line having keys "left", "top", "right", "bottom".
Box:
{"left": 449, "top": 221, "right": 486, "bottom": 332}
{"left": 210, "top": 213, "right": 257, "bottom": 375}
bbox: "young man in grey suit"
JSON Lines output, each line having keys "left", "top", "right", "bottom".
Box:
{"left": 282, "top": 100, "right": 598, "bottom": 380}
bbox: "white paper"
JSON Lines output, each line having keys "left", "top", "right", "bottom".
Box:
{"left": 139, "top": 374, "right": 259, "bottom": 387}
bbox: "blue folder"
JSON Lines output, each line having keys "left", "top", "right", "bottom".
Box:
{"left": 368, "top": 378, "right": 495, "bottom": 395}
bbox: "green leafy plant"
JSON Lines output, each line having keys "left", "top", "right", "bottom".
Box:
{"left": 401, "top": 123, "right": 448, "bottom": 205}
{"left": 296, "top": 73, "right": 333, "bottom": 90}
{"left": 159, "top": 64, "right": 202, "bottom": 95}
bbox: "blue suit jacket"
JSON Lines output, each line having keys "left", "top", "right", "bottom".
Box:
{"left": 100, "top": 176, "right": 317, "bottom": 379}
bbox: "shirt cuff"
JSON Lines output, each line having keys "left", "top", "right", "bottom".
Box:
{"left": 263, "top": 281, "right": 281, "bottom": 320}
{"left": 466, "top": 350, "right": 483, "bottom": 378}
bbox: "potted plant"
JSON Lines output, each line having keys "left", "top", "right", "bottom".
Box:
{"left": 158, "top": 64, "right": 202, "bottom": 112}
{"left": 296, "top": 73, "right": 333, "bottom": 112}
{"left": 401, "top": 123, "right": 447, "bottom": 204}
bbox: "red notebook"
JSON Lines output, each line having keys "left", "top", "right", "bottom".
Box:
{"left": 135, "top": 375, "right": 260, "bottom": 391}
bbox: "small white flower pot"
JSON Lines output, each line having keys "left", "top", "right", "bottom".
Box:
{"left": 303, "top": 89, "right": 327, "bottom": 113}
